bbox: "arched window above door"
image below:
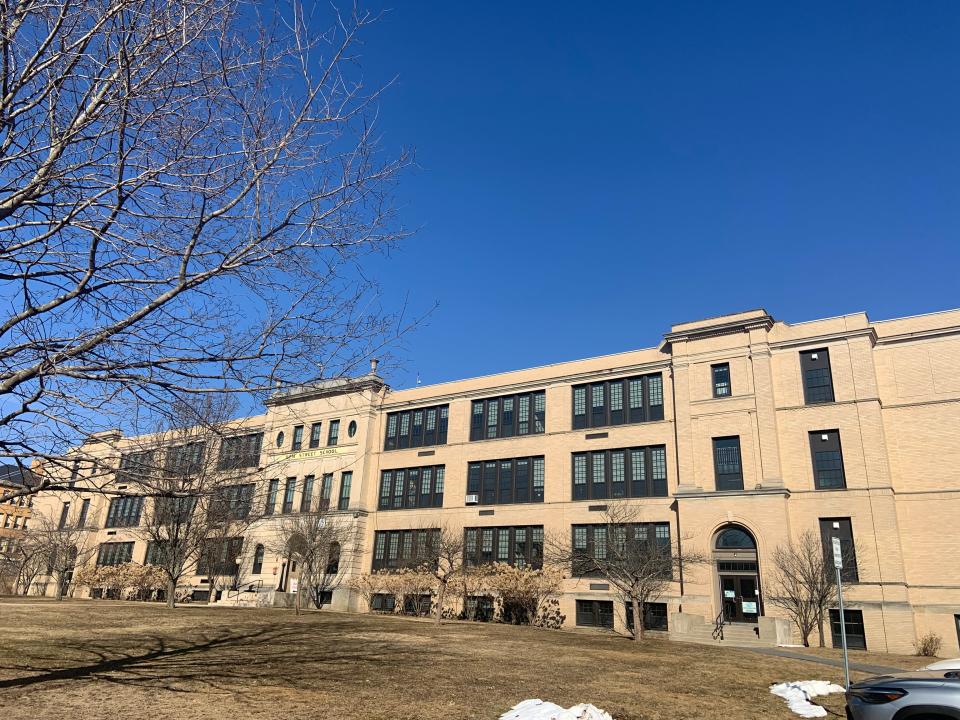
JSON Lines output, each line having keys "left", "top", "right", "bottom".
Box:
{"left": 715, "top": 526, "right": 756, "bottom": 550}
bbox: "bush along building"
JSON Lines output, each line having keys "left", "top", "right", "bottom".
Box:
{"left": 27, "top": 307, "right": 960, "bottom": 654}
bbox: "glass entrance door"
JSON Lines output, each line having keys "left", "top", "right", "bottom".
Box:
{"left": 720, "top": 575, "right": 760, "bottom": 623}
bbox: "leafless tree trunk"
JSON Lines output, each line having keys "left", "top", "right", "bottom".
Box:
{"left": 547, "top": 503, "right": 705, "bottom": 644}
{"left": 768, "top": 529, "right": 854, "bottom": 648}
{"left": 28, "top": 511, "right": 96, "bottom": 599}
{"left": 269, "top": 506, "right": 354, "bottom": 614}
{"left": 130, "top": 396, "right": 264, "bottom": 608}
{"left": 0, "top": 0, "right": 414, "bottom": 505}
{"left": 419, "top": 525, "right": 464, "bottom": 626}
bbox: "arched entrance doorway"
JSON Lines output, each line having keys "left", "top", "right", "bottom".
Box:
{"left": 713, "top": 525, "right": 762, "bottom": 624}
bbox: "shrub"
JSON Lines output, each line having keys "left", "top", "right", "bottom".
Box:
{"left": 914, "top": 632, "right": 942, "bottom": 657}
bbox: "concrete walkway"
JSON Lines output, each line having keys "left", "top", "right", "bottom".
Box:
{"left": 747, "top": 647, "right": 904, "bottom": 675}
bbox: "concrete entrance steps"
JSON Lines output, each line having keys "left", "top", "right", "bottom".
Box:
{"left": 669, "top": 612, "right": 793, "bottom": 648}
{"left": 671, "top": 622, "right": 773, "bottom": 648}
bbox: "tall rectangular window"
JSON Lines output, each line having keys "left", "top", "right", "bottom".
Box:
{"left": 463, "top": 526, "right": 543, "bottom": 568}
{"left": 467, "top": 456, "right": 545, "bottom": 505}
{"left": 300, "top": 475, "right": 315, "bottom": 513}
{"left": 165, "top": 441, "right": 206, "bottom": 477}
{"left": 327, "top": 419, "right": 340, "bottom": 446}
{"left": 371, "top": 529, "right": 440, "bottom": 570}
{"left": 384, "top": 404, "right": 449, "bottom": 450}
{"left": 291, "top": 425, "right": 304, "bottom": 451}
{"left": 571, "top": 446, "right": 668, "bottom": 500}
{"left": 117, "top": 450, "right": 155, "bottom": 484}
{"left": 76, "top": 499, "right": 90, "bottom": 528}
{"left": 819, "top": 517, "right": 859, "bottom": 582}
{"left": 573, "top": 373, "right": 664, "bottom": 429}
{"left": 810, "top": 430, "right": 846, "bottom": 489}
{"left": 377, "top": 466, "right": 444, "bottom": 510}
{"left": 281, "top": 477, "right": 296, "bottom": 513}
{"left": 58, "top": 501, "right": 70, "bottom": 529}
{"left": 213, "top": 484, "right": 253, "bottom": 520}
{"left": 571, "top": 523, "right": 671, "bottom": 578}
{"left": 801, "top": 348, "right": 835, "bottom": 404}
{"left": 319, "top": 474, "right": 333, "bottom": 511}
{"left": 338, "top": 472, "right": 352, "bottom": 510}
{"left": 96, "top": 542, "right": 134, "bottom": 566}
{"left": 712, "top": 363, "right": 731, "bottom": 398}
{"left": 713, "top": 437, "right": 743, "bottom": 491}
{"left": 264, "top": 479, "right": 279, "bottom": 515}
{"left": 105, "top": 496, "right": 144, "bottom": 528}
{"left": 469, "top": 392, "right": 546, "bottom": 441}
{"left": 309, "top": 422, "right": 322, "bottom": 449}
{"left": 217, "top": 432, "right": 263, "bottom": 470}
{"left": 829, "top": 609, "right": 866, "bottom": 650}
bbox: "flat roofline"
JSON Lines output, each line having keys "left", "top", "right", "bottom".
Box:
{"left": 389, "top": 344, "right": 665, "bottom": 393}
{"left": 870, "top": 305, "right": 960, "bottom": 324}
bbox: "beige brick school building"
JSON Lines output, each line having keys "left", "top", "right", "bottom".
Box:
{"left": 28, "top": 307, "right": 960, "bottom": 654}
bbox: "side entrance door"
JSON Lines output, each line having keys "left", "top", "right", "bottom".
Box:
{"left": 720, "top": 575, "right": 760, "bottom": 623}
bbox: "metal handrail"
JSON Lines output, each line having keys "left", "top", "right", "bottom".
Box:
{"left": 712, "top": 611, "right": 725, "bottom": 640}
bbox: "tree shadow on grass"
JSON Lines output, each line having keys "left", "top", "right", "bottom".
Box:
{"left": 0, "top": 619, "right": 436, "bottom": 696}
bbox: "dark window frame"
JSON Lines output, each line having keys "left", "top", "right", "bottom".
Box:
{"left": 801, "top": 348, "right": 835, "bottom": 404}
{"left": 96, "top": 542, "right": 134, "bottom": 566}
{"left": 571, "top": 522, "right": 672, "bottom": 578}
{"left": 469, "top": 391, "right": 546, "bottom": 441}
{"left": 378, "top": 465, "right": 445, "bottom": 510}
{"left": 712, "top": 436, "right": 744, "bottom": 491}
{"left": 625, "top": 601, "right": 669, "bottom": 632}
{"left": 712, "top": 363, "right": 731, "bottom": 398}
{"left": 291, "top": 425, "right": 304, "bottom": 451}
{"left": 466, "top": 456, "right": 544, "bottom": 506}
{"left": 337, "top": 471, "right": 352, "bottom": 511}
{"left": 319, "top": 474, "right": 333, "bottom": 511}
{"left": 809, "top": 430, "right": 846, "bottom": 490}
{"left": 572, "top": 373, "right": 665, "bottom": 430}
{"left": 384, "top": 404, "right": 449, "bottom": 451}
{"left": 572, "top": 445, "right": 668, "bottom": 501}
{"left": 327, "top": 419, "right": 340, "bottom": 447}
{"left": 309, "top": 422, "right": 322, "bottom": 449}
{"left": 217, "top": 432, "right": 263, "bottom": 470}
{"left": 105, "top": 496, "right": 144, "bottom": 528}
{"left": 819, "top": 517, "right": 859, "bottom": 583}
{"left": 463, "top": 525, "right": 543, "bottom": 569}
{"left": 252, "top": 544, "right": 265, "bottom": 574}
{"left": 829, "top": 608, "right": 866, "bottom": 650}
{"left": 575, "top": 599, "right": 614, "bottom": 628}
{"left": 300, "top": 475, "right": 315, "bottom": 513}
{"left": 264, "top": 479, "right": 279, "bottom": 515}
{"left": 371, "top": 528, "right": 440, "bottom": 571}
{"left": 281, "top": 477, "right": 296, "bottom": 514}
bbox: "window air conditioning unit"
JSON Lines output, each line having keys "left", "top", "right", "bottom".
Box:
{"left": 465, "top": 494, "right": 479, "bottom": 505}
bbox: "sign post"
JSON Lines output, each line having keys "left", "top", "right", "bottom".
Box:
{"left": 832, "top": 537, "right": 851, "bottom": 689}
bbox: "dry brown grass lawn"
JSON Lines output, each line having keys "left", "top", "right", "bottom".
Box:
{"left": 0, "top": 599, "right": 885, "bottom": 719}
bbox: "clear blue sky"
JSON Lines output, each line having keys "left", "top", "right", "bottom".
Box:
{"left": 358, "top": 1, "right": 960, "bottom": 388}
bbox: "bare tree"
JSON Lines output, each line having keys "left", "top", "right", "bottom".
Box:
{"left": 549, "top": 503, "right": 704, "bottom": 643}
{"left": 0, "top": 534, "right": 45, "bottom": 594}
{"left": 132, "top": 400, "right": 263, "bottom": 608}
{"left": 416, "top": 525, "right": 464, "bottom": 626}
{"left": 30, "top": 512, "right": 96, "bottom": 599}
{"left": 768, "top": 529, "right": 853, "bottom": 647}
{"left": 0, "top": 0, "right": 413, "bottom": 504}
{"left": 270, "top": 507, "right": 354, "bottom": 614}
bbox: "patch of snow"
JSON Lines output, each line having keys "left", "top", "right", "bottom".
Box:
{"left": 769, "top": 681, "right": 846, "bottom": 718}
{"left": 499, "top": 699, "right": 613, "bottom": 720}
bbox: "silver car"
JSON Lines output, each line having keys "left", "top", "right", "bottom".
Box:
{"left": 845, "top": 670, "right": 960, "bottom": 720}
